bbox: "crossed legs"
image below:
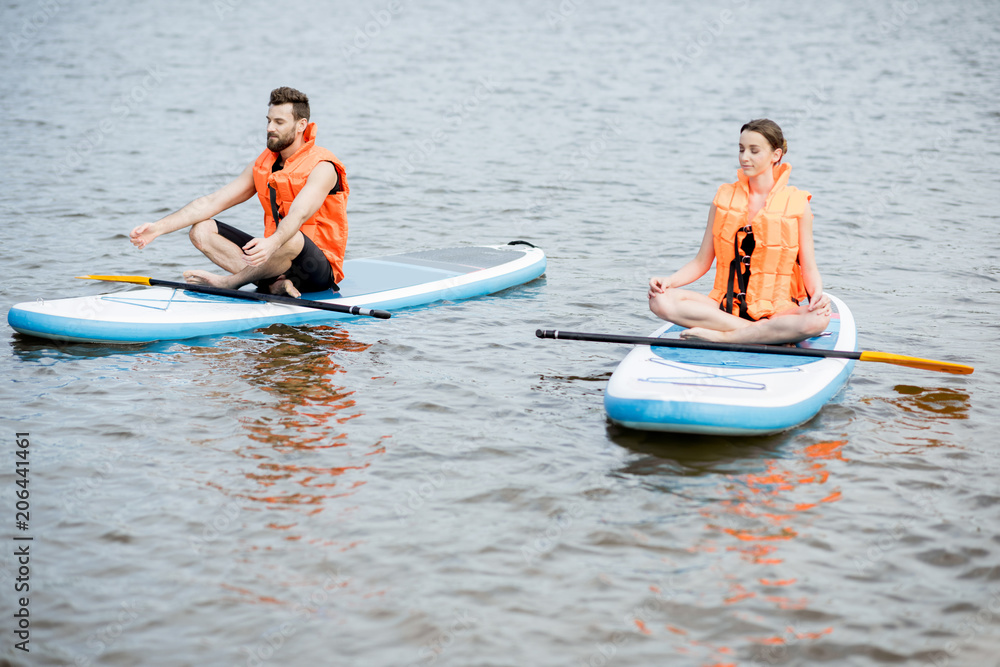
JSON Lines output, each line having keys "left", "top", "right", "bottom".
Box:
{"left": 183, "top": 219, "right": 305, "bottom": 297}
{"left": 648, "top": 287, "right": 831, "bottom": 345}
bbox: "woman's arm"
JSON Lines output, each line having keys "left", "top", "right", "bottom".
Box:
{"left": 796, "top": 202, "right": 828, "bottom": 310}
{"left": 648, "top": 204, "right": 717, "bottom": 294}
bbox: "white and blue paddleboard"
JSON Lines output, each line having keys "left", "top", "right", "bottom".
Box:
{"left": 8, "top": 243, "right": 545, "bottom": 344}
{"left": 604, "top": 294, "right": 856, "bottom": 435}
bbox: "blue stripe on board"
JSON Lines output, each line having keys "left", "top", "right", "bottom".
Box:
{"left": 603, "top": 359, "right": 855, "bottom": 435}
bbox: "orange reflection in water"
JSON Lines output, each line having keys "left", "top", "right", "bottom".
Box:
{"left": 886, "top": 385, "right": 971, "bottom": 421}
{"left": 662, "top": 440, "right": 847, "bottom": 664}
{"left": 862, "top": 385, "right": 971, "bottom": 453}
{"left": 224, "top": 326, "right": 388, "bottom": 518}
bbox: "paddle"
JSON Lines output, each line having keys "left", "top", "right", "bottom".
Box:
{"left": 78, "top": 275, "right": 392, "bottom": 319}
{"left": 535, "top": 329, "right": 973, "bottom": 375}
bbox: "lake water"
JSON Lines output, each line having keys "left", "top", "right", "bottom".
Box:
{"left": 2, "top": 0, "right": 999, "bottom": 665}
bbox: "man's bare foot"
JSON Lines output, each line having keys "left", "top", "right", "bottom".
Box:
{"left": 268, "top": 275, "right": 300, "bottom": 298}
{"left": 183, "top": 269, "right": 233, "bottom": 289}
{"left": 679, "top": 326, "right": 729, "bottom": 343}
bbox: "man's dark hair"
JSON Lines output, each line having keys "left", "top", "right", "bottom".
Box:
{"left": 269, "top": 87, "right": 310, "bottom": 122}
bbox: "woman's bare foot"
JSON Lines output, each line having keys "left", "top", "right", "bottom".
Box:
{"left": 679, "top": 326, "right": 729, "bottom": 342}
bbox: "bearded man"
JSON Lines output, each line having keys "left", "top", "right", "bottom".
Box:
{"left": 130, "top": 87, "right": 349, "bottom": 297}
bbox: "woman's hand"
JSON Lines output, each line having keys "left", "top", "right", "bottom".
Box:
{"left": 808, "top": 291, "right": 831, "bottom": 314}
{"left": 648, "top": 277, "right": 671, "bottom": 299}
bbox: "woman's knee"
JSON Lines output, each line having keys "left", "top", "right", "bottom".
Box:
{"left": 802, "top": 312, "right": 830, "bottom": 338}
{"left": 649, "top": 290, "right": 679, "bottom": 319}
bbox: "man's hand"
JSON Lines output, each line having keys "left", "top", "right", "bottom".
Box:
{"left": 130, "top": 223, "right": 160, "bottom": 249}
{"left": 242, "top": 235, "right": 280, "bottom": 267}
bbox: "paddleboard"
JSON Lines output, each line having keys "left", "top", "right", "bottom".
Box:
{"left": 604, "top": 294, "right": 856, "bottom": 435}
{"left": 8, "top": 243, "right": 545, "bottom": 344}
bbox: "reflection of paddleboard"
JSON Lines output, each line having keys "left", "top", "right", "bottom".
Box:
{"left": 8, "top": 243, "right": 545, "bottom": 344}
{"left": 604, "top": 294, "right": 856, "bottom": 435}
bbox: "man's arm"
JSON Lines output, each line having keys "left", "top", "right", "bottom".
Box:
{"left": 242, "top": 162, "right": 339, "bottom": 267}
{"left": 130, "top": 163, "right": 257, "bottom": 249}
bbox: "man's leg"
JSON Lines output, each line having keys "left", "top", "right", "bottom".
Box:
{"left": 189, "top": 220, "right": 253, "bottom": 274}
{"left": 278, "top": 234, "right": 336, "bottom": 295}
{"left": 184, "top": 231, "right": 306, "bottom": 296}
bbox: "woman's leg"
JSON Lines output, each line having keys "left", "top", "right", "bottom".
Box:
{"left": 649, "top": 288, "right": 752, "bottom": 332}
{"left": 682, "top": 302, "right": 831, "bottom": 344}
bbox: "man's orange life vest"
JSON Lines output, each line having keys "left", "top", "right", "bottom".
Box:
{"left": 707, "top": 163, "right": 810, "bottom": 321}
{"left": 252, "top": 123, "right": 349, "bottom": 283}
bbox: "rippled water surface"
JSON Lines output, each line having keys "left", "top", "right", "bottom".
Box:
{"left": 2, "top": 1, "right": 999, "bottom": 665}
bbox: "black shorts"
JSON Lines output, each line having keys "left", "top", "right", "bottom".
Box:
{"left": 214, "top": 220, "right": 337, "bottom": 294}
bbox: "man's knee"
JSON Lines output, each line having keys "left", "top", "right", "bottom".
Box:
{"left": 188, "top": 219, "right": 218, "bottom": 249}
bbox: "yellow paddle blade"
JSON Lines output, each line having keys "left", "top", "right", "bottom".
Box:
{"left": 76, "top": 275, "right": 153, "bottom": 285}
{"left": 859, "top": 351, "right": 973, "bottom": 375}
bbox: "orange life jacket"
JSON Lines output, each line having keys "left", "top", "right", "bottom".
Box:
{"left": 252, "top": 123, "right": 349, "bottom": 283}
{"left": 707, "top": 163, "right": 810, "bottom": 320}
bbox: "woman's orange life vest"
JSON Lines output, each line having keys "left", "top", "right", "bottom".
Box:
{"left": 252, "top": 123, "right": 349, "bottom": 283}
{"left": 707, "top": 163, "right": 810, "bottom": 321}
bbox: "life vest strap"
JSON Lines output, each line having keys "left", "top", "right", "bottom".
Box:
{"left": 721, "top": 227, "right": 755, "bottom": 321}
{"left": 268, "top": 184, "right": 284, "bottom": 227}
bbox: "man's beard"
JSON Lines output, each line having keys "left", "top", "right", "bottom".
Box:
{"left": 267, "top": 131, "right": 294, "bottom": 152}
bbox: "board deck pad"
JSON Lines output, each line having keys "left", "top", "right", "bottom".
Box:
{"left": 7, "top": 244, "right": 546, "bottom": 344}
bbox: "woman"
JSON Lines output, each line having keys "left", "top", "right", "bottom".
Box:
{"left": 647, "top": 119, "right": 831, "bottom": 345}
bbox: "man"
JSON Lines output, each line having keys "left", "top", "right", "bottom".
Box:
{"left": 130, "top": 87, "right": 349, "bottom": 298}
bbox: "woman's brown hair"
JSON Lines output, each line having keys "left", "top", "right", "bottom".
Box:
{"left": 740, "top": 119, "right": 787, "bottom": 161}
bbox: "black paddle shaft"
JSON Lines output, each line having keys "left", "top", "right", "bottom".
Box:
{"left": 535, "top": 329, "right": 862, "bottom": 361}
{"left": 151, "top": 278, "right": 391, "bottom": 319}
